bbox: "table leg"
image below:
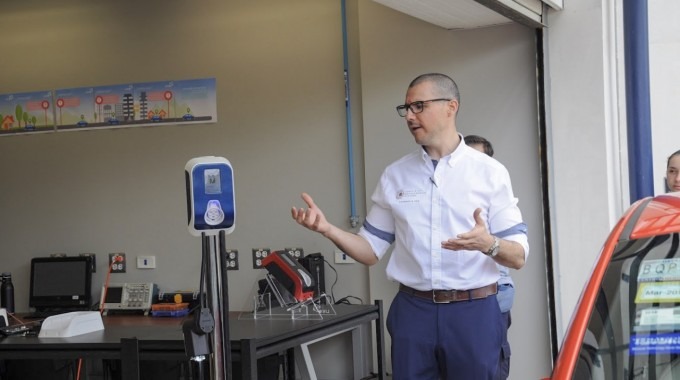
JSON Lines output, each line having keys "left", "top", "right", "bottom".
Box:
{"left": 285, "top": 349, "right": 296, "bottom": 380}
{"left": 375, "top": 300, "right": 386, "bottom": 380}
{"left": 121, "top": 338, "right": 140, "bottom": 380}
{"left": 240, "top": 339, "right": 257, "bottom": 380}
{"left": 352, "top": 324, "right": 367, "bottom": 379}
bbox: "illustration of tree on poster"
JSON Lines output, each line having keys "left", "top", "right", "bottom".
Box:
{"left": 0, "top": 91, "right": 54, "bottom": 135}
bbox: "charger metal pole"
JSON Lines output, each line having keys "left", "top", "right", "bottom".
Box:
{"left": 218, "top": 230, "right": 232, "bottom": 380}
{"left": 206, "top": 232, "right": 232, "bottom": 380}
{"left": 189, "top": 233, "right": 230, "bottom": 380}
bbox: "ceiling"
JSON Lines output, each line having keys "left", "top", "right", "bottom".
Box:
{"left": 372, "top": 0, "right": 512, "bottom": 30}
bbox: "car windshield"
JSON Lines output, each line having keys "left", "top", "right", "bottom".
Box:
{"left": 577, "top": 232, "right": 680, "bottom": 379}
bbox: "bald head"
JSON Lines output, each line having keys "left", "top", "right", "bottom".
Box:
{"left": 409, "top": 73, "right": 460, "bottom": 105}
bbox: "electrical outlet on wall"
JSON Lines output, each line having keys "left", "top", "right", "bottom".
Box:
{"left": 109, "top": 253, "right": 126, "bottom": 273}
{"left": 252, "top": 248, "right": 270, "bottom": 269}
{"left": 284, "top": 247, "right": 304, "bottom": 260}
{"left": 224, "top": 249, "right": 239, "bottom": 270}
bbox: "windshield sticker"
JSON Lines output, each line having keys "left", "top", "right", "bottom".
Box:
{"left": 630, "top": 333, "right": 680, "bottom": 355}
{"left": 635, "top": 282, "right": 680, "bottom": 303}
{"left": 638, "top": 259, "right": 680, "bottom": 282}
{"left": 637, "top": 307, "right": 680, "bottom": 327}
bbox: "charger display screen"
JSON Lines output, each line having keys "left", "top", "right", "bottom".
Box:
{"left": 204, "top": 169, "right": 221, "bottom": 194}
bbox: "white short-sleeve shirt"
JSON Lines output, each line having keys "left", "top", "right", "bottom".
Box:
{"left": 358, "top": 140, "right": 529, "bottom": 291}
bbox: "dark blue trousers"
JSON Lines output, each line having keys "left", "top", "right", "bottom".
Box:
{"left": 387, "top": 290, "right": 503, "bottom": 380}
{"left": 499, "top": 311, "right": 512, "bottom": 379}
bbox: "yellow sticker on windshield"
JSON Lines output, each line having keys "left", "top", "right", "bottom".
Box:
{"left": 635, "top": 282, "right": 680, "bottom": 303}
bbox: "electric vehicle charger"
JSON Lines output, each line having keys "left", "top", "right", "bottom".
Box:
{"left": 185, "top": 157, "right": 236, "bottom": 380}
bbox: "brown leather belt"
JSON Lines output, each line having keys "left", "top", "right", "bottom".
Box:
{"left": 399, "top": 283, "right": 498, "bottom": 304}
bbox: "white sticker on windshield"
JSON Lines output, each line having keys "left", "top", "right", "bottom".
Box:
{"left": 638, "top": 307, "right": 680, "bottom": 326}
{"left": 638, "top": 259, "right": 680, "bottom": 282}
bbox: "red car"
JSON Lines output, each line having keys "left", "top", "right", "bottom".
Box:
{"left": 548, "top": 192, "right": 680, "bottom": 379}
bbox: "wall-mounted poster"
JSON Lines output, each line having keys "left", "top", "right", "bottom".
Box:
{"left": 135, "top": 78, "right": 217, "bottom": 126}
{"left": 0, "top": 91, "right": 54, "bottom": 135}
{"left": 56, "top": 78, "right": 216, "bottom": 131}
{"left": 0, "top": 78, "right": 216, "bottom": 136}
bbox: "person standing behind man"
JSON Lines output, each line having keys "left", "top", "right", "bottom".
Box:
{"left": 291, "top": 73, "right": 529, "bottom": 379}
{"left": 465, "top": 134, "right": 514, "bottom": 379}
{"left": 666, "top": 149, "right": 680, "bottom": 193}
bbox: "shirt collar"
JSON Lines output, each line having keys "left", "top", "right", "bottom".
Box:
{"left": 419, "top": 133, "right": 467, "bottom": 167}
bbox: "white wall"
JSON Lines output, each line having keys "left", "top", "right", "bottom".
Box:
{"left": 543, "top": 0, "right": 629, "bottom": 345}
{"left": 650, "top": 0, "right": 680, "bottom": 194}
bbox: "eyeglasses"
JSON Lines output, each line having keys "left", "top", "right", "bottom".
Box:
{"left": 396, "top": 98, "right": 451, "bottom": 117}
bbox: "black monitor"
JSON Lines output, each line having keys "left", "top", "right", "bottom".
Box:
{"left": 29, "top": 256, "right": 93, "bottom": 311}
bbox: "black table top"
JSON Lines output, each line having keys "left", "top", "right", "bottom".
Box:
{"left": 0, "top": 304, "right": 379, "bottom": 358}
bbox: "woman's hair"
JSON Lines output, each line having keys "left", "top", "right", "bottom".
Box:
{"left": 668, "top": 149, "right": 680, "bottom": 168}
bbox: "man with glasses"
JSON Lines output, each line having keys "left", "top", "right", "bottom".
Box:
{"left": 291, "top": 73, "right": 529, "bottom": 379}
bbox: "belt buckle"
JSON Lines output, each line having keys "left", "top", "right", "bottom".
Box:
{"left": 432, "top": 290, "right": 452, "bottom": 304}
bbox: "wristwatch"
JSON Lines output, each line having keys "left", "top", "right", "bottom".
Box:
{"left": 485, "top": 236, "right": 500, "bottom": 257}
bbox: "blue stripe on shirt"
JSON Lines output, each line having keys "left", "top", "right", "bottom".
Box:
{"left": 362, "top": 220, "right": 395, "bottom": 244}
{"left": 493, "top": 223, "right": 528, "bottom": 238}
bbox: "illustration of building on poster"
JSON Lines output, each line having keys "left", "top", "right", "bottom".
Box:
{"left": 0, "top": 91, "right": 55, "bottom": 135}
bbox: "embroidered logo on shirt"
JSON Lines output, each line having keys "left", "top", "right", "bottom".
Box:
{"left": 396, "top": 189, "right": 425, "bottom": 203}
